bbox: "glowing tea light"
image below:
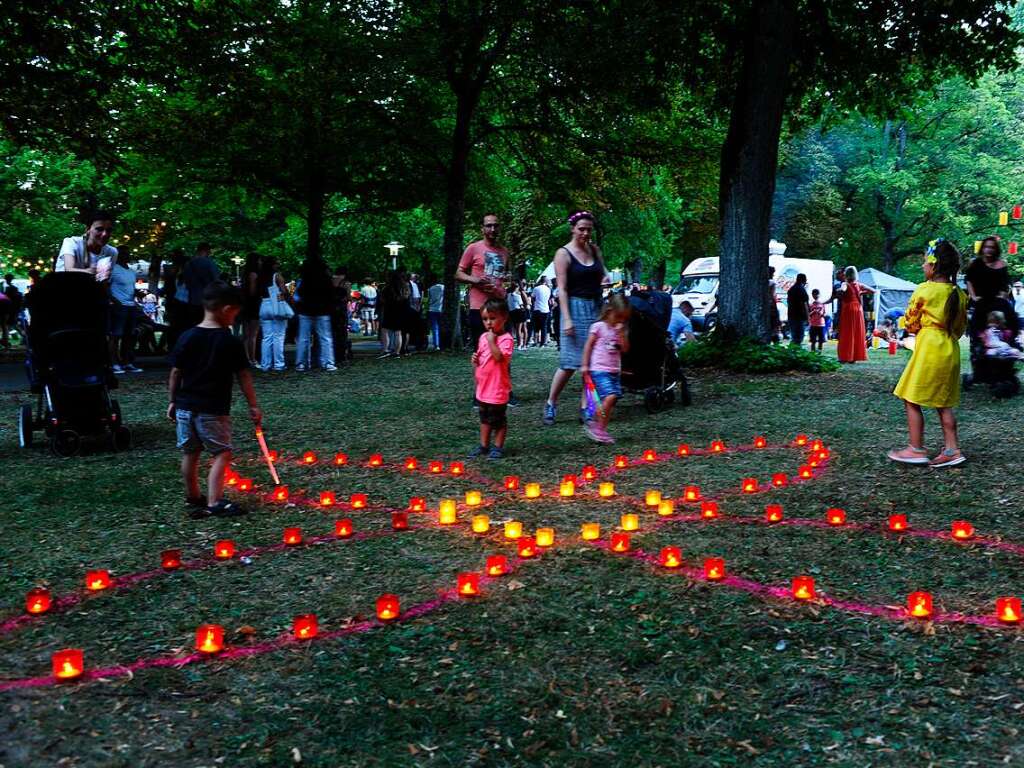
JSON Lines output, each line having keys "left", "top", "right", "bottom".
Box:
{"left": 620, "top": 514, "right": 639, "bottom": 531}
{"left": 376, "top": 594, "right": 400, "bottom": 621}
{"left": 888, "top": 514, "right": 908, "bottom": 532}
{"left": 562, "top": 473, "right": 578, "bottom": 486}
{"left": 350, "top": 493, "right": 367, "bottom": 509}
{"left": 660, "top": 547, "right": 682, "bottom": 568}
{"left": 333, "top": 452, "right": 348, "bottom": 466}
{"left": 996, "top": 597, "right": 1022, "bottom": 624}
{"left": 524, "top": 483, "right": 541, "bottom": 499}
{"left": 826, "top": 508, "right": 846, "bottom": 526}
{"left": 701, "top": 501, "right": 719, "bottom": 519}
{"left": 677, "top": 443, "right": 691, "bottom": 456}
{"left": 518, "top": 537, "right": 538, "bottom": 558}
{"left": 52, "top": 649, "right": 84, "bottom": 680}
{"left": 439, "top": 499, "right": 458, "bottom": 525}
{"left": 472, "top": 515, "right": 490, "bottom": 534}
{"left": 487, "top": 555, "right": 509, "bottom": 576}
{"left": 794, "top": 434, "right": 808, "bottom": 446}
{"left": 319, "top": 491, "right": 335, "bottom": 507}
{"left": 368, "top": 453, "right": 383, "bottom": 467}
{"left": 409, "top": 497, "right": 426, "bottom": 512}
{"left": 792, "top": 576, "right": 816, "bottom": 600}
{"left": 817, "top": 448, "right": 830, "bottom": 461}
{"left": 334, "top": 518, "right": 353, "bottom": 538}
{"left": 951, "top": 521, "right": 974, "bottom": 540}
{"left": 771, "top": 473, "right": 788, "bottom": 487}
{"left": 429, "top": 460, "right": 443, "bottom": 474}
{"left": 765, "top": 504, "right": 784, "bottom": 523}
{"left": 302, "top": 451, "right": 318, "bottom": 465}
{"left": 449, "top": 462, "right": 465, "bottom": 476}
{"left": 404, "top": 456, "right": 418, "bottom": 470}
{"left": 710, "top": 440, "right": 725, "bottom": 453}
{"left": 465, "top": 490, "right": 483, "bottom": 507}
{"left": 810, "top": 439, "right": 824, "bottom": 451}
{"left": 559, "top": 480, "right": 576, "bottom": 497}
{"left": 741, "top": 477, "right": 758, "bottom": 493}
{"left": 504, "top": 475, "right": 520, "bottom": 490}
{"left": 798, "top": 465, "right": 813, "bottom": 479}
{"left": 293, "top": 614, "right": 319, "bottom": 639}
{"left": 214, "top": 540, "right": 235, "bottom": 560}
{"left": 703, "top": 558, "right": 725, "bottom": 581}
{"left": 85, "top": 570, "right": 112, "bottom": 591}
{"left": 267, "top": 449, "right": 279, "bottom": 462}
{"left": 614, "top": 455, "right": 629, "bottom": 468}
{"left": 753, "top": 435, "right": 767, "bottom": 449}
{"left": 610, "top": 532, "right": 631, "bottom": 553}
{"left": 684, "top": 485, "right": 701, "bottom": 502}
{"left": 645, "top": 489, "right": 662, "bottom": 507}
{"left": 504, "top": 521, "right": 523, "bottom": 539}
{"left": 392, "top": 511, "right": 409, "bottom": 530}
{"left": 272, "top": 486, "right": 289, "bottom": 502}
{"left": 26, "top": 587, "right": 52, "bottom": 615}
{"left": 457, "top": 572, "right": 480, "bottom": 597}
{"left": 907, "top": 591, "right": 933, "bottom": 619}
{"left": 808, "top": 457, "right": 820, "bottom": 468}
{"left": 581, "top": 465, "right": 597, "bottom": 481}
{"left": 161, "top": 549, "right": 182, "bottom": 570}
{"left": 642, "top": 449, "right": 657, "bottom": 462}
{"left": 658, "top": 500, "right": 675, "bottom": 517}
{"left": 196, "top": 624, "right": 225, "bottom": 653}
{"left": 225, "top": 471, "right": 239, "bottom": 487}
{"left": 599, "top": 482, "right": 615, "bottom": 498}
{"left": 581, "top": 523, "right": 600, "bottom": 541}
{"left": 283, "top": 527, "right": 302, "bottom": 546}
{"left": 237, "top": 478, "right": 253, "bottom": 492}
{"left": 536, "top": 527, "right": 555, "bottom": 547}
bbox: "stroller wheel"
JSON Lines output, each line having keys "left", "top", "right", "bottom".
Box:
{"left": 51, "top": 429, "right": 82, "bottom": 458}
{"left": 18, "top": 404, "right": 33, "bottom": 448}
{"left": 644, "top": 387, "right": 663, "bottom": 414}
{"left": 678, "top": 377, "right": 692, "bottom": 407}
{"left": 662, "top": 387, "right": 675, "bottom": 406}
{"left": 110, "top": 426, "right": 133, "bottom": 452}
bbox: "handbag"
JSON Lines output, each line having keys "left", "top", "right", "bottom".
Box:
{"left": 260, "top": 273, "right": 294, "bottom": 320}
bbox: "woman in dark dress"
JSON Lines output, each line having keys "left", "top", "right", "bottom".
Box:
{"left": 241, "top": 253, "right": 262, "bottom": 365}
{"left": 965, "top": 236, "right": 1012, "bottom": 337}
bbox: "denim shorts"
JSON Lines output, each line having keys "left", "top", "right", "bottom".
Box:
{"left": 590, "top": 370, "right": 622, "bottom": 399}
{"left": 176, "top": 409, "right": 233, "bottom": 455}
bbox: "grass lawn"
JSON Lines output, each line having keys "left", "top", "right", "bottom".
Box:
{"left": 1, "top": 340, "right": 1022, "bottom": 767}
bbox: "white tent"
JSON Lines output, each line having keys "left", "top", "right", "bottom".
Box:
{"left": 858, "top": 268, "right": 918, "bottom": 320}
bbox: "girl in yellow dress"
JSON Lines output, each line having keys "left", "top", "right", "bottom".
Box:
{"left": 888, "top": 239, "right": 969, "bottom": 468}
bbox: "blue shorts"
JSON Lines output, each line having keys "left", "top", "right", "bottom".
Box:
{"left": 176, "top": 410, "right": 232, "bottom": 455}
{"left": 590, "top": 370, "right": 622, "bottom": 399}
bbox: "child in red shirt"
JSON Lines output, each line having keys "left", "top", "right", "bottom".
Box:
{"left": 469, "top": 298, "right": 514, "bottom": 459}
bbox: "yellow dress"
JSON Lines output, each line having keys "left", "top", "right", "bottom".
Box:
{"left": 893, "top": 281, "right": 968, "bottom": 408}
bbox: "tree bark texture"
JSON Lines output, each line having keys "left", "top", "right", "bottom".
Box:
{"left": 717, "top": 0, "right": 797, "bottom": 342}
{"left": 441, "top": 96, "right": 477, "bottom": 351}
{"left": 306, "top": 171, "right": 325, "bottom": 262}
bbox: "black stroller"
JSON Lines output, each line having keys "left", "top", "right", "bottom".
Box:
{"left": 621, "top": 289, "right": 691, "bottom": 412}
{"left": 963, "top": 297, "right": 1021, "bottom": 399}
{"left": 17, "top": 273, "right": 132, "bottom": 455}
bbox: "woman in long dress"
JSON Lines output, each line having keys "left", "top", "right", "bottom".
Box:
{"left": 836, "top": 266, "right": 874, "bottom": 363}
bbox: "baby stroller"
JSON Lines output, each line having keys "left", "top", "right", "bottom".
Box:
{"left": 963, "top": 297, "right": 1021, "bottom": 399}
{"left": 621, "top": 289, "right": 691, "bottom": 412}
{"left": 18, "top": 273, "right": 132, "bottom": 455}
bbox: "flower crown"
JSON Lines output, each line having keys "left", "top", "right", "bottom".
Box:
{"left": 925, "top": 237, "right": 944, "bottom": 264}
{"left": 568, "top": 211, "right": 594, "bottom": 225}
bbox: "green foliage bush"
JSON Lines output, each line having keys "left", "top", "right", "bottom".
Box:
{"left": 678, "top": 336, "right": 841, "bottom": 374}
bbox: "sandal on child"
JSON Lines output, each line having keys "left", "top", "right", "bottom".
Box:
{"left": 207, "top": 500, "right": 248, "bottom": 517}
{"left": 929, "top": 448, "right": 966, "bottom": 468}
{"left": 887, "top": 446, "right": 930, "bottom": 465}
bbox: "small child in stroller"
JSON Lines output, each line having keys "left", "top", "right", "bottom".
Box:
{"left": 982, "top": 311, "right": 1024, "bottom": 360}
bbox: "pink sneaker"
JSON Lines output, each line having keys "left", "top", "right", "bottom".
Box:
{"left": 593, "top": 423, "right": 616, "bottom": 445}
{"left": 584, "top": 422, "right": 604, "bottom": 444}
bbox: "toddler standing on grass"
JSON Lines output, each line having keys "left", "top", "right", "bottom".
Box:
{"left": 808, "top": 289, "right": 826, "bottom": 352}
{"left": 469, "top": 298, "right": 514, "bottom": 459}
{"left": 580, "top": 294, "right": 630, "bottom": 444}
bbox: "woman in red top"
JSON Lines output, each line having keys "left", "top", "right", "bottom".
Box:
{"left": 836, "top": 266, "right": 874, "bottom": 363}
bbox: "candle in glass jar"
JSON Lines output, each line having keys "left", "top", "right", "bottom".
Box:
{"left": 504, "top": 520, "right": 523, "bottom": 539}
{"left": 581, "top": 523, "right": 600, "bottom": 541}
{"left": 438, "top": 499, "right": 458, "bottom": 525}
{"left": 700, "top": 501, "right": 719, "bottom": 519}
{"left": 408, "top": 497, "right": 426, "bottom": 512}
{"left": 677, "top": 443, "right": 691, "bottom": 456}
{"left": 504, "top": 475, "right": 520, "bottom": 491}
{"left": 599, "top": 482, "right": 615, "bottom": 498}
{"left": 703, "top": 558, "right": 725, "bottom": 581}
{"left": 161, "top": 549, "right": 182, "bottom": 570}
{"left": 536, "top": 527, "right": 555, "bottom": 547}
{"left": 214, "top": 540, "right": 235, "bottom": 560}
{"left": 85, "top": 569, "right": 112, "bottom": 591}
{"left": 764, "top": 504, "right": 784, "bottom": 523}
{"left": 319, "top": 491, "right": 335, "bottom": 507}
{"left": 888, "top": 514, "right": 908, "bottom": 532}
{"left": 334, "top": 518, "right": 353, "bottom": 538}
{"left": 26, "top": 587, "right": 52, "bottom": 614}
{"left": 518, "top": 537, "right": 538, "bottom": 558}
{"left": 376, "top": 594, "right": 400, "bottom": 621}
{"left": 658, "top": 499, "right": 675, "bottom": 517}
{"left": 196, "top": 623, "right": 224, "bottom": 653}
{"left": 753, "top": 435, "right": 767, "bottom": 449}
{"left": 524, "top": 483, "right": 541, "bottom": 499}
{"left": 51, "top": 648, "right": 84, "bottom": 680}
{"left": 660, "top": 547, "right": 682, "bottom": 568}
{"left": 457, "top": 572, "right": 480, "bottom": 597}
{"left": 792, "top": 576, "right": 815, "bottom": 600}
{"left": 465, "top": 490, "right": 483, "bottom": 507}
{"left": 293, "top": 614, "right": 319, "bottom": 639}
{"left": 771, "top": 473, "right": 788, "bottom": 487}
{"left": 391, "top": 511, "right": 409, "bottom": 530}
{"left": 282, "top": 527, "right": 302, "bottom": 546}
{"left": 610, "top": 532, "right": 630, "bottom": 552}
{"left": 350, "top": 493, "right": 367, "bottom": 509}
{"left": 559, "top": 480, "right": 575, "bottom": 498}
{"left": 333, "top": 452, "right": 348, "bottom": 466}
{"left": 487, "top": 555, "right": 508, "bottom": 576}
{"left": 907, "top": 591, "right": 933, "bottom": 618}
{"left": 645, "top": 489, "right": 662, "bottom": 507}
{"left": 996, "top": 597, "right": 1021, "bottom": 624}
{"left": 472, "top": 515, "right": 490, "bottom": 534}
{"left": 368, "top": 453, "right": 383, "bottom": 467}
{"left": 273, "top": 485, "right": 289, "bottom": 502}
{"left": 620, "top": 514, "right": 639, "bottom": 531}
{"left": 684, "top": 485, "right": 701, "bottom": 502}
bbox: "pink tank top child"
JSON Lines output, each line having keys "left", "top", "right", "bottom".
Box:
{"left": 588, "top": 321, "right": 623, "bottom": 372}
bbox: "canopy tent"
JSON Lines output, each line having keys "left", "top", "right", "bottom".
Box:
{"left": 858, "top": 268, "right": 918, "bottom": 322}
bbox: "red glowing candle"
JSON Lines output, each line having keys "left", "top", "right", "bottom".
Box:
{"left": 792, "top": 576, "right": 815, "bottom": 600}
{"left": 741, "top": 477, "right": 758, "bottom": 494}
{"left": 267, "top": 449, "right": 280, "bottom": 463}
{"left": 334, "top": 518, "right": 354, "bottom": 538}
{"left": 907, "top": 591, "right": 933, "bottom": 619}
{"left": 710, "top": 440, "right": 725, "bottom": 453}
{"left": 753, "top": 435, "right": 767, "bottom": 449}
{"left": 684, "top": 485, "right": 701, "bottom": 502}
{"left": 52, "top": 648, "right": 84, "bottom": 680}
{"left": 408, "top": 496, "right": 426, "bottom": 512}
{"left": 518, "top": 536, "right": 538, "bottom": 558}
{"left": 369, "top": 453, "right": 384, "bottom": 467}
{"left": 996, "top": 597, "right": 1021, "bottom": 624}
{"left": 1014, "top": 243, "right": 1022, "bottom": 257}
{"left": 449, "top": 461, "right": 464, "bottom": 476}
{"left": 808, "top": 457, "right": 820, "bottom": 468}
{"left": 642, "top": 449, "right": 657, "bottom": 462}
{"left": 26, "top": 587, "right": 52, "bottom": 615}
{"left": 404, "top": 456, "right": 418, "bottom": 470}
{"left": 283, "top": 527, "right": 302, "bottom": 546}
{"left": 302, "top": 451, "right": 318, "bottom": 465}
{"left": 376, "top": 594, "right": 400, "bottom": 621}
{"left": 272, "top": 485, "right": 289, "bottom": 502}
{"left": 504, "top": 475, "right": 520, "bottom": 490}
{"left": 951, "top": 520, "right": 974, "bottom": 540}
{"left": 237, "top": 478, "right": 253, "bottom": 492}
{"left": 677, "top": 443, "right": 691, "bottom": 456}
{"left": 333, "top": 452, "right": 348, "bottom": 466}
{"left": 660, "top": 547, "right": 682, "bottom": 568}
{"left": 701, "top": 501, "right": 719, "bottom": 519}
{"left": 826, "top": 508, "right": 846, "bottom": 526}
{"left": 457, "top": 572, "right": 480, "bottom": 596}
{"left": 391, "top": 511, "right": 409, "bottom": 530}
{"left": 429, "top": 460, "right": 443, "bottom": 474}
{"left": 486, "top": 555, "right": 509, "bottom": 576}
{"left": 225, "top": 469, "right": 239, "bottom": 486}
{"left": 214, "top": 540, "right": 235, "bottom": 560}
{"left": 562, "top": 473, "right": 578, "bottom": 486}
{"left": 798, "top": 465, "right": 813, "bottom": 479}
{"left": 610, "top": 532, "right": 631, "bottom": 553}
{"left": 582, "top": 465, "right": 597, "bottom": 481}
{"left": 810, "top": 439, "right": 824, "bottom": 451}
{"left": 888, "top": 514, "right": 908, "bottom": 532}
{"left": 319, "top": 491, "right": 335, "bottom": 507}
{"left": 161, "top": 549, "right": 182, "bottom": 570}
{"left": 350, "top": 493, "right": 367, "bottom": 509}
{"left": 794, "top": 434, "right": 808, "bottom": 446}
{"left": 765, "top": 504, "right": 784, "bottom": 523}
{"left": 196, "top": 623, "right": 225, "bottom": 653}
{"left": 85, "top": 569, "right": 112, "bottom": 591}
{"left": 816, "top": 448, "right": 830, "bottom": 461}
{"left": 614, "top": 455, "right": 629, "bottom": 468}
{"left": 1014, "top": 204, "right": 1022, "bottom": 220}
{"left": 771, "top": 473, "right": 788, "bottom": 487}
{"left": 703, "top": 558, "right": 725, "bottom": 581}
{"left": 293, "top": 614, "right": 319, "bottom": 639}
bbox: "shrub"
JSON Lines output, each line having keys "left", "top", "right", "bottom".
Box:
{"left": 678, "top": 336, "right": 841, "bottom": 374}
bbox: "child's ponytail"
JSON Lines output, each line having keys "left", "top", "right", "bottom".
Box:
{"left": 932, "top": 240, "right": 967, "bottom": 338}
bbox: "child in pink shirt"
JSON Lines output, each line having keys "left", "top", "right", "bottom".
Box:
{"left": 470, "top": 298, "right": 514, "bottom": 459}
{"left": 580, "top": 294, "right": 631, "bottom": 444}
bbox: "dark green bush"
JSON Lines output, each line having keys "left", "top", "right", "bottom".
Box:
{"left": 678, "top": 336, "right": 841, "bottom": 374}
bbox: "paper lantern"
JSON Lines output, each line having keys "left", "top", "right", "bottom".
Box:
{"left": 391, "top": 511, "right": 409, "bottom": 530}
{"left": 1009, "top": 242, "right": 1018, "bottom": 256}
{"left": 536, "top": 527, "right": 555, "bottom": 547}
{"left": 677, "top": 443, "right": 691, "bottom": 456}
{"left": 272, "top": 485, "right": 289, "bottom": 502}
{"left": 798, "top": 465, "right": 813, "bottom": 479}
{"left": 710, "top": 440, "right": 725, "bottom": 453}
{"left": 333, "top": 452, "right": 348, "bottom": 466}
{"left": 225, "top": 470, "right": 239, "bottom": 487}
{"left": 741, "top": 478, "right": 758, "bottom": 494}
{"left": 334, "top": 518, "right": 353, "bottom": 538}
{"left": 559, "top": 481, "right": 575, "bottom": 498}
{"left": 283, "top": 527, "right": 302, "bottom": 546}
{"left": 319, "top": 491, "right": 335, "bottom": 507}
{"left": 753, "top": 436, "right": 767, "bottom": 449}
{"left": 658, "top": 500, "right": 675, "bottom": 517}
{"left": 645, "top": 489, "right": 662, "bottom": 507}
{"left": 684, "top": 485, "right": 701, "bottom": 502}
{"left": 907, "top": 591, "right": 933, "bottom": 619}
{"left": 449, "top": 462, "right": 465, "bottom": 476}
{"left": 826, "top": 508, "right": 846, "bottom": 526}
{"left": 465, "top": 490, "right": 483, "bottom": 507}
{"left": 1014, "top": 204, "right": 1022, "bottom": 220}
{"left": 581, "top": 523, "right": 600, "bottom": 541}
{"left": 504, "top": 475, "right": 520, "bottom": 491}
{"left": 620, "top": 514, "right": 639, "bottom": 531}
{"left": 974, "top": 240, "right": 982, "bottom": 254}
{"left": 610, "top": 532, "right": 630, "bottom": 553}
{"left": 214, "top": 540, "right": 235, "bottom": 560}
{"left": 794, "top": 434, "right": 808, "bottom": 446}
{"left": 161, "top": 549, "right": 182, "bottom": 570}
{"left": 599, "top": 482, "right": 616, "bottom": 498}
{"left": 439, "top": 499, "right": 458, "bottom": 525}
{"left": 660, "top": 547, "right": 682, "bottom": 568}
{"left": 369, "top": 453, "right": 384, "bottom": 467}
{"left": 792, "top": 576, "right": 815, "bottom": 600}
{"left": 504, "top": 521, "right": 523, "bottom": 539}
{"left": 350, "top": 493, "right": 367, "bottom": 509}
{"left": 888, "top": 514, "right": 908, "bottom": 532}
{"left": 429, "top": 460, "right": 443, "bottom": 474}
{"left": 404, "top": 456, "right": 418, "bottom": 470}
{"left": 25, "top": 587, "right": 52, "bottom": 615}
{"left": 701, "top": 501, "right": 719, "bottom": 519}
{"left": 771, "top": 473, "right": 788, "bottom": 488}
{"left": 765, "top": 504, "right": 784, "bottom": 523}
{"left": 85, "top": 569, "right": 112, "bottom": 591}
{"left": 614, "top": 455, "right": 629, "bottom": 468}
{"left": 472, "top": 515, "right": 490, "bottom": 534}
{"left": 376, "top": 594, "right": 400, "bottom": 621}
{"left": 236, "top": 477, "right": 253, "bottom": 492}
{"left": 524, "top": 483, "right": 541, "bottom": 499}
{"left": 816, "top": 448, "right": 831, "bottom": 461}
{"left": 302, "top": 451, "right": 318, "bottom": 465}
{"left": 1000, "top": 210, "right": 1009, "bottom": 226}
{"left": 457, "top": 572, "right": 480, "bottom": 597}
{"left": 52, "top": 649, "right": 84, "bottom": 680}
{"left": 518, "top": 537, "right": 538, "bottom": 558}
{"left": 807, "top": 457, "right": 821, "bottom": 468}
{"left": 951, "top": 520, "right": 974, "bottom": 540}
{"left": 996, "top": 597, "right": 1021, "bottom": 624}
{"left": 408, "top": 497, "right": 426, "bottom": 512}
{"left": 486, "top": 555, "right": 508, "bottom": 576}
{"left": 703, "top": 558, "right": 725, "bottom": 581}
{"left": 643, "top": 449, "right": 657, "bottom": 462}
{"left": 582, "top": 465, "right": 597, "bottom": 481}
{"left": 810, "top": 439, "right": 824, "bottom": 451}
{"left": 562, "top": 474, "right": 578, "bottom": 486}
{"left": 293, "top": 614, "right": 319, "bottom": 639}
{"left": 196, "top": 624, "right": 224, "bottom": 653}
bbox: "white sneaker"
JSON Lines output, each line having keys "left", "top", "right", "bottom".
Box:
{"left": 125, "top": 364, "right": 143, "bottom": 373}
{"left": 324, "top": 364, "right": 338, "bottom": 372}
{"left": 112, "top": 364, "right": 125, "bottom": 374}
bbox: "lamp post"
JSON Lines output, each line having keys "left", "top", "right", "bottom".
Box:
{"left": 231, "top": 255, "right": 244, "bottom": 283}
{"left": 384, "top": 241, "right": 404, "bottom": 270}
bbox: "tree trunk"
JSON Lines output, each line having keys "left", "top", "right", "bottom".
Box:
{"left": 882, "top": 222, "right": 897, "bottom": 272}
{"left": 441, "top": 96, "right": 476, "bottom": 351}
{"left": 653, "top": 259, "right": 667, "bottom": 289}
{"left": 306, "top": 172, "right": 325, "bottom": 262}
{"left": 716, "top": 0, "right": 797, "bottom": 342}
